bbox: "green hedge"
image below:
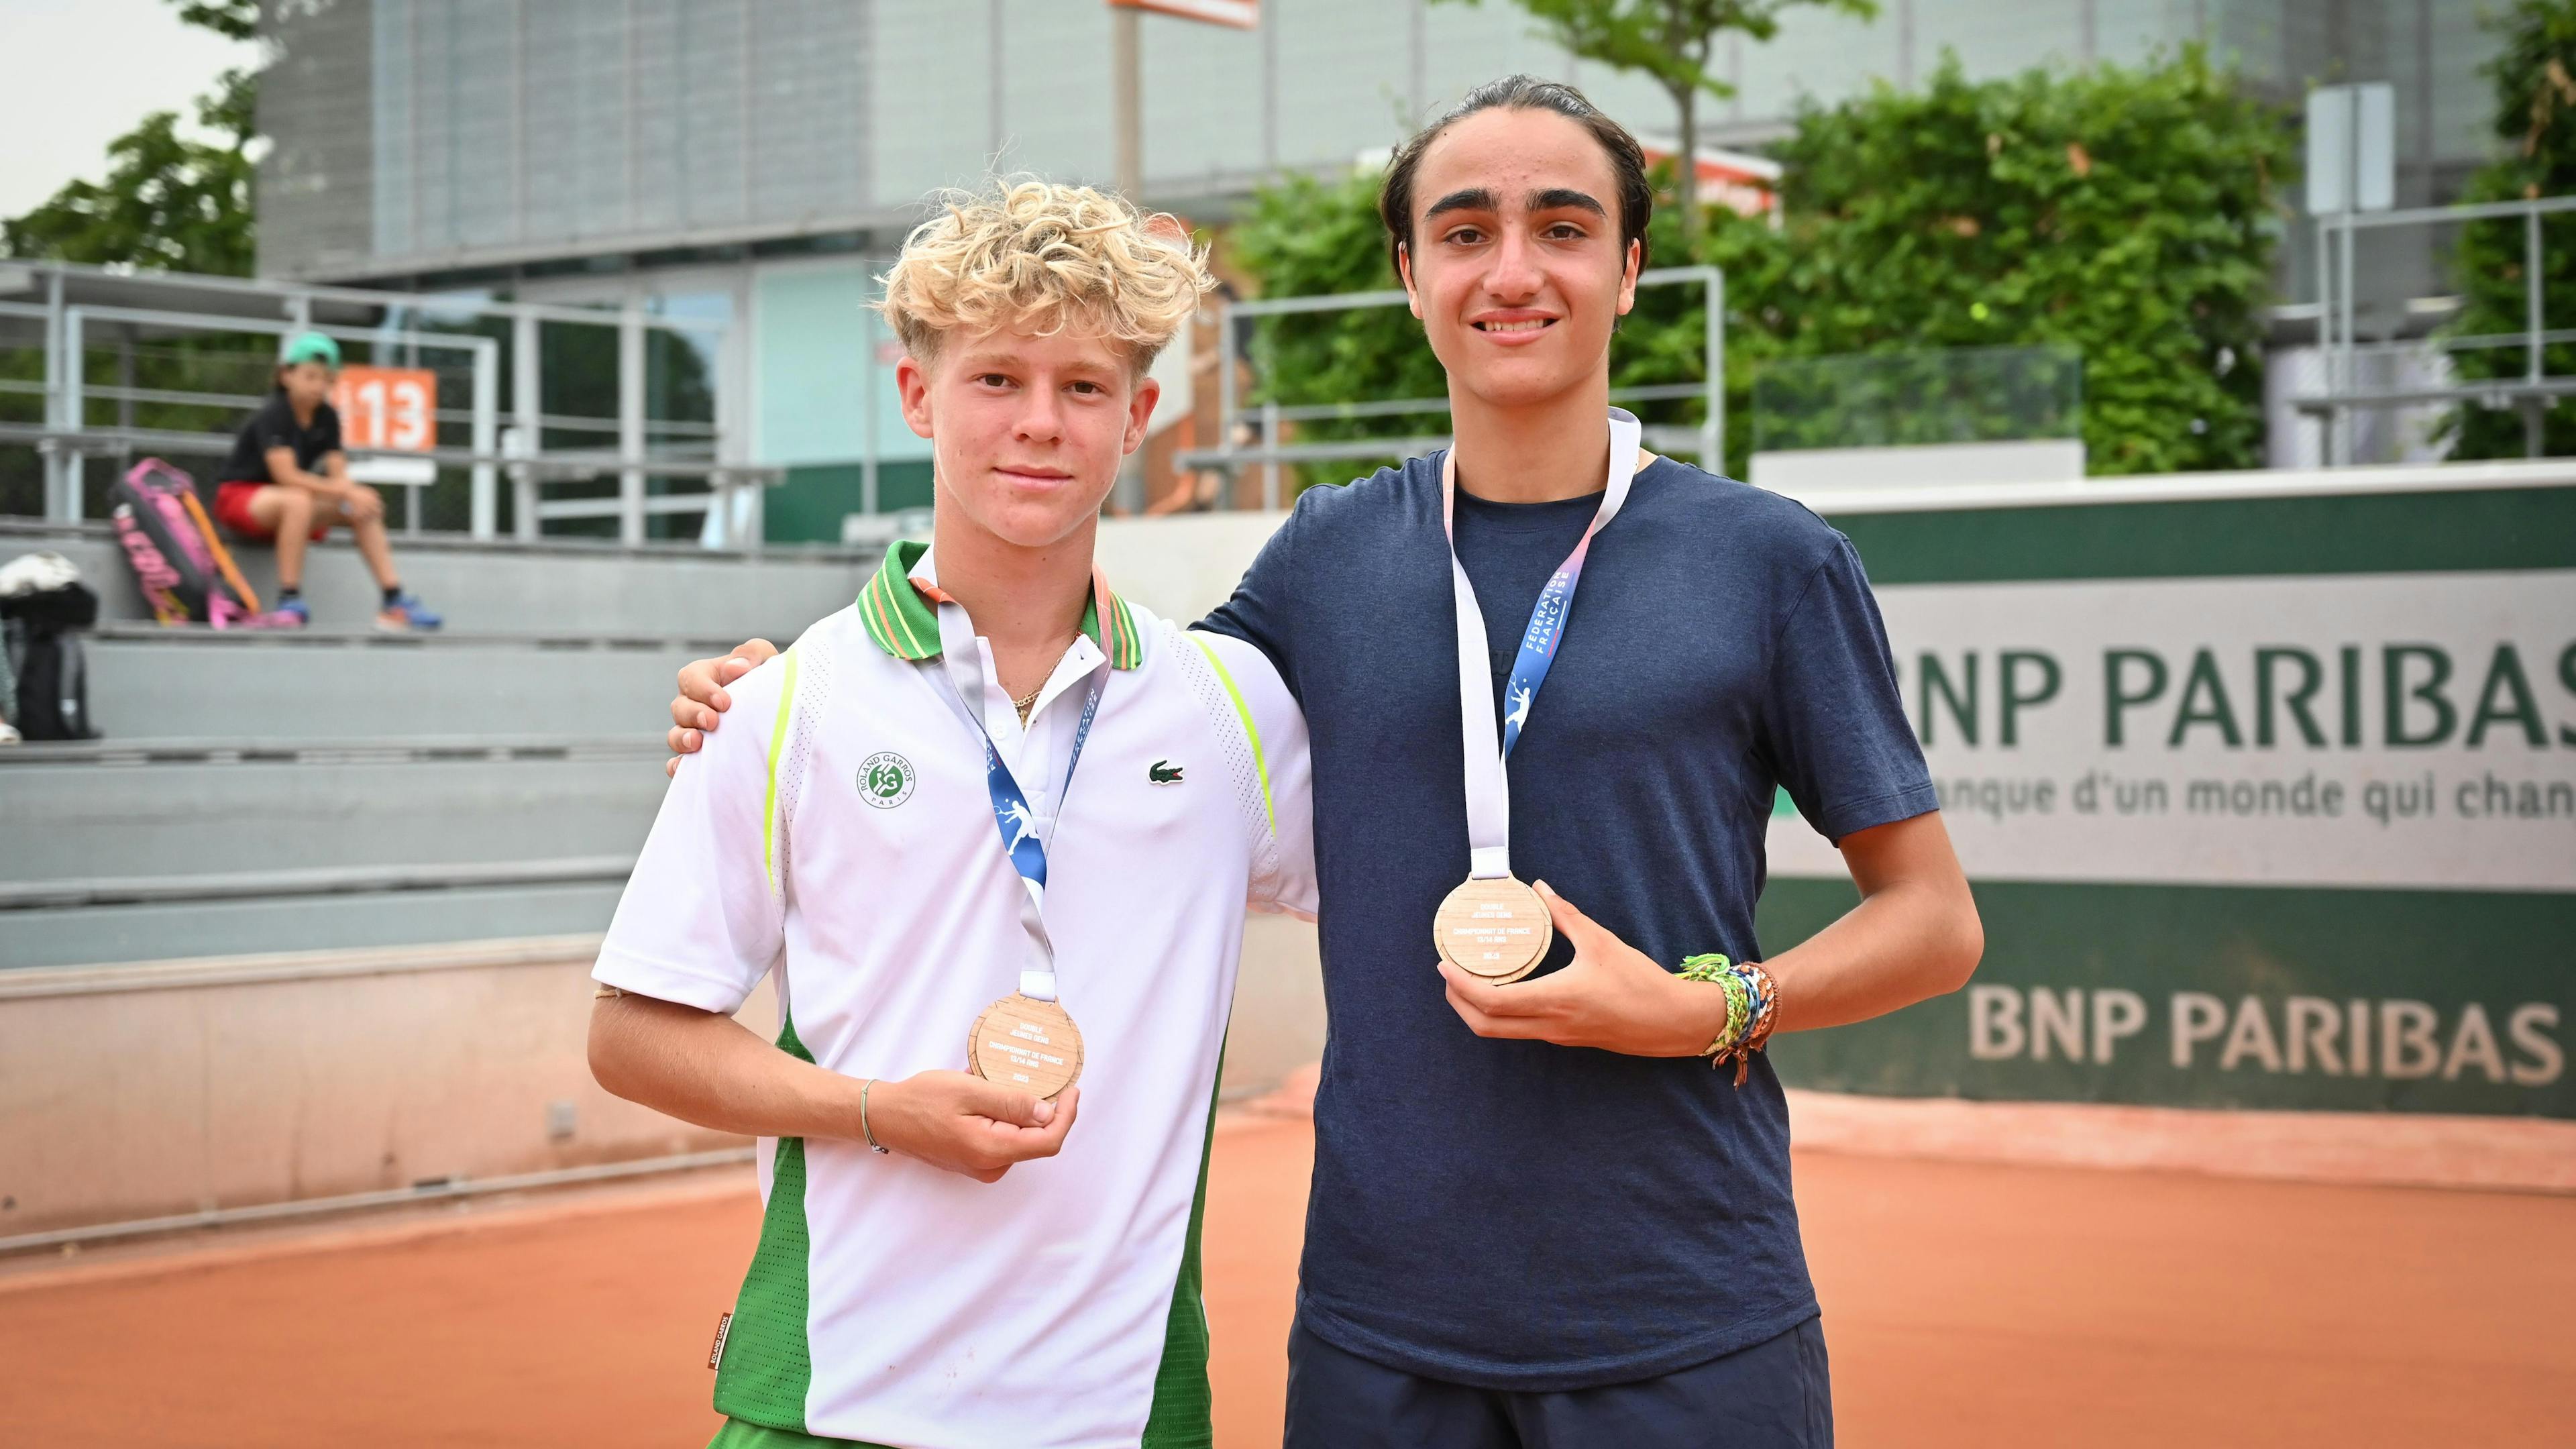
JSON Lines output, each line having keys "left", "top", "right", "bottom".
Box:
{"left": 2444, "top": 0, "right": 2576, "bottom": 461}
{"left": 1229, "top": 47, "right": 2293, "bottom": 488}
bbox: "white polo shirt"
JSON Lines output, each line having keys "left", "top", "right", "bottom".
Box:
{"left": 594, "top": 539, "right": 1314, "bottom": 1449}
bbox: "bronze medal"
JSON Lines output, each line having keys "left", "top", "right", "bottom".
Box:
{"left": 1433, "top": 875, "right": 1553, "bottom": 984}
{"left": 967, "top": 993, "right": 1085, "bottom": 1100}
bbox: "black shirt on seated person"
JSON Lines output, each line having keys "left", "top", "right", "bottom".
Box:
{"left": 216, "top": 392, "right": 342, "bottom": 488}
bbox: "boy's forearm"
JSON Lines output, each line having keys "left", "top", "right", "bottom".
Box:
{"left": 1761, "top": 874, "right": 1982, "bottom": 1034}
{"left": 1761, "top": 811, "right": 1983, "bottom": 1034}
{"left": 588, "top": 991, "right": 865, "bottom": 1142}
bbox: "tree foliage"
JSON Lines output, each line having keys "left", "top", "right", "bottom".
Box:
{"left": 0, "top": 0, "right": 260, "bottom": 276}
{"left": 1228, "top": 46, "right": 2293, "bottom": 485}
{"left": 168, "top": 0, "right": 258, "bottom": 42}
{"left": 1434, "top": 0, "right": 1874, "bottom": 240}
{"left": 2444, "top": 0, "right": 2576, "bottom": 460}
{"left": 0, "top": 1, "right": 261, "bottom": 515}
{"left": 0, "top": 88, "right": 257, "bottom": 276}
{"left": 1228, "top": 171, "right": 1449, "bottom": 490}
{"left": 1750, "top": 48, "right": 2291, "bottom": 474}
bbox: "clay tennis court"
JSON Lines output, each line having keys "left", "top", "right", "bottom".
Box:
{"left": 7, "top": 1102, "right": 2573, "bottom": 1448}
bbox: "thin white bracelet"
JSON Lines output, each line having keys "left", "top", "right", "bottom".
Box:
{"left": 859, "top": 1079, "right": 891, "bottom": 1155}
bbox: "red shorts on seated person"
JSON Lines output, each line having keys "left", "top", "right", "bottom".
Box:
{"left": 213, "top": 482, "right": 329, "bottom": 543}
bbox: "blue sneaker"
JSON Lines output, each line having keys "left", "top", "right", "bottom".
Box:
{"left": 269, "top": 597, "right": 309, "bottom": 627}
{"left": 376, "top": 592, "right": 443, "bottom": 632}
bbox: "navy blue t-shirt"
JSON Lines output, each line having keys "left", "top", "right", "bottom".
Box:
{"left": 1200, "top": 451, "right": 1937, "bottom": 1391}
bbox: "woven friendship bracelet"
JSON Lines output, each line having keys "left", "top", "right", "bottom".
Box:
{"left": 1713, "top": 972, "right": 1752, "bottom": 1049}
{"left": 1677, "top": 953, "right": 1782, "bottom": 1086}
{"left": 1677, "top": 953, "right": 1733, "bottom": 983}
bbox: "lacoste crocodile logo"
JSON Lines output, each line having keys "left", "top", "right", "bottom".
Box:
{"left": 1148, "top": 760, "right": 1185, "bottom": 786}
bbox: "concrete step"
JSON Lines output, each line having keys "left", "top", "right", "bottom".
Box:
{"left": 0, "top": 871, "right": 629, "bottom": 971}
{"left": 0, "top": 855, "right": 637, "bottom": 909}
{"left": 77, "top": 627, "right": 720, "bottom": 741}
{"left": 1, "top": 518, "right": 873, "bottom": 641}
{"left": 0, "top": 737, "right": 666, "bottom": 881}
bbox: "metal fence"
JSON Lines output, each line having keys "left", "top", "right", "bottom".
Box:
{"left": 2308, "top": 193, "right": 2575, "bottom": 466}
{"left": 0, "top": 261, "right": 777, "bottom": 548}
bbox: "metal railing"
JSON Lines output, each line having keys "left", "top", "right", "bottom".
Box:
{"left": 2309, "top": 194, "right": 2575, "bottom": 464}
{"left": 1177, "top": 266, "right": 1725, "bottom": 506}
{"left": 2, "top": 260, "right": 777, "bottom": 547}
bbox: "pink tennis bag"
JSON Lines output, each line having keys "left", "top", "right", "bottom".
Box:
{"left": 107, "top": 458, "right": 279, "bottom": 627}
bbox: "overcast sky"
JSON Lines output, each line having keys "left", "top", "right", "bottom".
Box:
{"left": 0, "top": 0, "right": 258, "bottom": 218}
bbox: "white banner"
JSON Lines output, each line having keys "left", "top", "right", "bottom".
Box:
{"left": 1110, "top": 0, "right": 1259, "bottom": 29}
{"left": 1768, "top": 570, "right": 2576, "bottom": 891}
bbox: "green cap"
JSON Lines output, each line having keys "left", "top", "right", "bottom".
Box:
{"left": 280, "top": 331, "right": 341, "bottom": 369}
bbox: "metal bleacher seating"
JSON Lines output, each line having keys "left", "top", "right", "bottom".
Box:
{"left": 0, "top": 518, "right": 878, "bottom": 971}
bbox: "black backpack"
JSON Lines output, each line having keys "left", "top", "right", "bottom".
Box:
{"left": 1, "top": 580, "right": 101, "bottom": 741}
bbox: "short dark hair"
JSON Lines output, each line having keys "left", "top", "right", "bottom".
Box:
{"left": 1378, "top": 75, "right": 1654, "bottom": 279}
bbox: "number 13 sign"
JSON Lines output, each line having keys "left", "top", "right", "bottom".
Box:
{"left": 332, "top": 366, "right": 438, "bottom": 452}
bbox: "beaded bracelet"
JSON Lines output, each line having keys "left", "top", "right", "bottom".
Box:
{"left": 1677, "top": 953, "right": 1781, "bottom": 1085}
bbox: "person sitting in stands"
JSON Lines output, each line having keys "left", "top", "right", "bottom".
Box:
{"left": 211, "top": 332, "right": 442, "bottom": 630}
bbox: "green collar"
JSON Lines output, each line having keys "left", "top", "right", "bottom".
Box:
{"left": 855, "top": 539, "right": 1142, "bottom": 669}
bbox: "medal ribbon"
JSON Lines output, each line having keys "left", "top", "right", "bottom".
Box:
{"left": 922, "top": 579, "right": 1109, "bottom": 1004}
{"left": 1441, "top": 408, "right": 1644, "bottom": 879}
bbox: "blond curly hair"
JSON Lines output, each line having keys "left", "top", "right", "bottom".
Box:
{"left": 877, "top": 178, "right": 1215, "bottom": 374}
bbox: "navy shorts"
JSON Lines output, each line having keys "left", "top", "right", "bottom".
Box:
{"left": 1285, "top": 1313, "right": 1833, "bottom": 1449}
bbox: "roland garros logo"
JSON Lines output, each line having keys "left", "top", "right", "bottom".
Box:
{"left": 859, "top": 751, "right": 916, "bottom": 808}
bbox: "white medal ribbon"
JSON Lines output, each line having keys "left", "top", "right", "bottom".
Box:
{"left": 1442, "top": 408, "right": 1644, "bottom": 879}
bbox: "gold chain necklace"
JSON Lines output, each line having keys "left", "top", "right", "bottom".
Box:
{"left": 1010, "top": 630, "right": 1081, "bottom": 724}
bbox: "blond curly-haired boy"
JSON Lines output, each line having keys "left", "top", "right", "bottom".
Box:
{"left": 589, "top": 179, "right": 1315, "bottom": 1449}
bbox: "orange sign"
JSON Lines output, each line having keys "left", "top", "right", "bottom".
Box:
{"left": 1110, "top": 0, "right": 1258, "bottom": 28}
{"left": 1640, "top": 145, "right": 1784, "bottom": 221}
{"left": 331, "top": 366, "right": 438, "bottom": 451}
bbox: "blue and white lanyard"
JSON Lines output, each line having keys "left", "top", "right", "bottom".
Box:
{"left": 925, "top": 596, "right": 1104, "bottom": 1003}
{"left": 1441, "top": 408, "right": 1644, "bottom": 879}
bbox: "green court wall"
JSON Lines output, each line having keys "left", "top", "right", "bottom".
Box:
{"left": 1762, "top": 484, "right": 2575, "bottom": 1117}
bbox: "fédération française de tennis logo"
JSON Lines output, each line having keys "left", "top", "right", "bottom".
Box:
{"left": 859, "top": 751, "right": 916, "bottom": 808}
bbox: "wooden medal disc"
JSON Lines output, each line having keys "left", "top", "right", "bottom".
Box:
{"left": 1432, "top": 875, "right": 1553, "bottom": 984}
{"left": 967, "top": 994, "right": 1085, "bottom": 1101}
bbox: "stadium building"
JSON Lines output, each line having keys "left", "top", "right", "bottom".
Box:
{"left": 251, "top": 0, "right": 2505, "bottom": 541}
